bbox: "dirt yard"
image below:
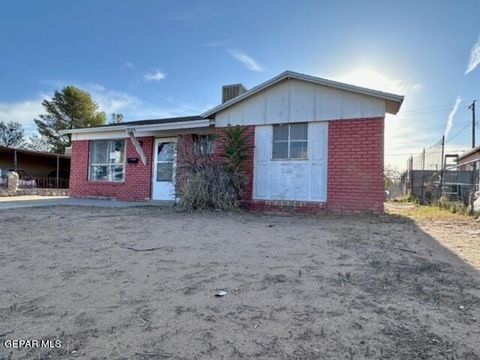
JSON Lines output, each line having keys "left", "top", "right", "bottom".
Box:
{"left": 0, "top": 206, "right": 479, "bottom": 359}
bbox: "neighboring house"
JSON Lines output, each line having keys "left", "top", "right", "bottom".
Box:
{"left": 62, "top": 71, "right": 404, "bottom": 212}
{"left": 458, "top": 146, "right": 480, "bottom": 171}
{"left": 0, "top": 146, "right": 71, "bottom": 183}
{"left": 457, "top": 146, "right": 480, "bottom": 190}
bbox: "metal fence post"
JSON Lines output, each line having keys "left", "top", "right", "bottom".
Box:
{"left": 56, "top": 155, "right": 60, "bottom": 188}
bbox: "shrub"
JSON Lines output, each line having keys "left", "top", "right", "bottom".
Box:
{"left": 221, "top": 126, "right": 250, "bottom": 173}
{"left": 180, "top": 162, "right": 246, "bottom": 211}
{"left": 178, "top": 126, "right": 251, "bottom": 212}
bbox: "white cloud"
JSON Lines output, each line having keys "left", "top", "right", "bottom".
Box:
{"left": 144, "top": 69, "right": 166, "bottom": 82}
{"left": 86, "top": 85, "right": 139, "bottom": 115}
{"left": 465, "top": 35, "right": 480, "bottom": 74}
{"left": 228, "top": 49, "right": 263, "bottom": 72}
{"left": 408, "top": 83, "right": 423, "bottom": 92}
{"left": 124, "top": 62, "right": 135, "bottom": 69}
{"left": 444, "top": 96, "right": 462, "bottom": 139}
{"left": 85, "top": 84, "right": 211, "bottom": 120}
{"left": 0, "top": 99, "right": 44, "bottom": 133}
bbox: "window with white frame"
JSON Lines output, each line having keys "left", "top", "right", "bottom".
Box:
{"left": 89, "top": 140, "right": 126, "bottom": 182}
{"left": 272, "top": 123, "right": 308, "bottom": 160}
{"left": 194, "top": 134, "right": 216, "bottom": 155}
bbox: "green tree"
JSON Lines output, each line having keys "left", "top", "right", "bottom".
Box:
{"left": 0, "top": 120, "right": 26, "bottom": 148}
{"left": 34, "top": 86, "right": 106, "bottom": 153}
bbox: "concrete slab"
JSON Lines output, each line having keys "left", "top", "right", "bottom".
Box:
{"left": 0, "top": 196, "right": 175, "bottom": 210}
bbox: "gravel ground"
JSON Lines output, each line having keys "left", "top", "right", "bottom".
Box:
{"left": 0, "top": 206, "right": 479, "bottom": 359}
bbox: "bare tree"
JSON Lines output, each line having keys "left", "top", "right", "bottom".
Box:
{"left": 0, "top": 120, "right": 26, "bottom": 148}
{"left": 26, "top": 134, "right": 52, "bottom": 152}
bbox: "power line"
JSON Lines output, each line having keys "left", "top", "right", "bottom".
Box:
{"left": 446, "top": 122, "right": 471, "bottom": 144}
{"left": 397, "top": 102, "right": 462, "bottom": 114}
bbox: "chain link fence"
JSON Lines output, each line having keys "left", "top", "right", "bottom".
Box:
{"left": 400, "top": 136, "right": 479, "bottom": 205}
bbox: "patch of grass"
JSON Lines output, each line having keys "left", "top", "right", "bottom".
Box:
{"left": 433, "top": 196, "right": 479, "bottom": 218}
{"left": 386, "top": 203, "right": 462, "bottom": 221}
{"left": 393, "top": 195, "right": 420, "bottom": 205}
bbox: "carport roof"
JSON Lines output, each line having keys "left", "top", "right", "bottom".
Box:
{"left": 0, "top": 146, "right": 70, "bottom": 158}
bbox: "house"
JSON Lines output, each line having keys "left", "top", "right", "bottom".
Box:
{"left": 457, "top": 146, "right": 480, "bottom": 171}
{"left": 457, "top": 146, "right": 480, "bottom": 190}
{"left": 0, "top": 146, "right": 71, "bottom": 187}
{"left": 62, "top": 71, "right": 404, "bottom": 213}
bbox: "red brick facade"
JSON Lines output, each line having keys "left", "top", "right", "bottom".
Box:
{"left": 69, "top": 118, "right": 385, "bottom": 212}
{"left": 248, "top": 200, "right": 326, "bottom": 214}
{"left": 69, "top": 137, "right": 154, "bottom": 201}
{"left": 327, "top": 117, "right": 385, "bottom": 213}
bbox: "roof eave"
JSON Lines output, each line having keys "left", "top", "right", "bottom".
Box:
{"left": 60, "top": 119, "right": 213, "bottom": 135}
{"left": 458, "top": 146, "right": 480, "bottom": 160}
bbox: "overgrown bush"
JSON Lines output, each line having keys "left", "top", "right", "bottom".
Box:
{"left": 221, "top": 126, "right": 250, "bottom": 173}
{"left": 180, "top": 162, "right": 246, "bottom": 211}
{"left": 178, "top": 126, "right": 250, "bottom": 211}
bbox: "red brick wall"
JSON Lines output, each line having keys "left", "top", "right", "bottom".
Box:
{"left": 327, "top": 117, "right": 385, "bottom": 213}
{"left": 69, "top": 137, "right": 154, "bottom": 201}
{"left": 69, "top": 119, "right": 384, "bottom": 212}
{"left": 249, "top": 200, "right": 326, "bottom": 214}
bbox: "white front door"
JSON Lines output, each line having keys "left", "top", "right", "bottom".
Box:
{"left": 152, "top": 138, "right": 177, "bottom": 200}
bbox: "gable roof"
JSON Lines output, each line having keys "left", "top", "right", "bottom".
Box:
{"left": 201, "top": 70, "right": 404, "bottom": 118}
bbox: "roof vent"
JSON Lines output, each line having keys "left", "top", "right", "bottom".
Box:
{"left": 222, "top": 84, "right": 247, "bottom": 103}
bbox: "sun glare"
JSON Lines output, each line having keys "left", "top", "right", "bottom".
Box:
{"left": 336, "top": 69, "right": 405, "bottom": 94}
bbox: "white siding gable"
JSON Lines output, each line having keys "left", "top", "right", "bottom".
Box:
{"left": 215, "top": 79, "right": 385, "bottom": 127}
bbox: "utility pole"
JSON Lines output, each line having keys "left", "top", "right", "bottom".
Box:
{"left": 469, "top": 100, "right": 476, "bottom": 148}
{"left": 440, "top": 135, "right": 445, "bottom": 195}
{"left": 420, "top": 148, "right": 426, "bottom": 203}
{"left": 468, "top": 101, "right": 478, "bottom": 198}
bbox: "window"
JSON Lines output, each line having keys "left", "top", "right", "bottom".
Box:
{"left": 156, "top": 142, "right": 175, "bottom": 182}
{"left": 194, "top": 134, "right": 216, "bottom": 155}
{"left": 272, "top": 123, "right": 308, "bottom": 159}
{"left": 89, "top": 140, "right": 125, "bottom": 182}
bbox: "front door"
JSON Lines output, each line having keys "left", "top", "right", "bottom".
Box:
{"left": 152, "top": 138, "right": 177, "bottom": 200}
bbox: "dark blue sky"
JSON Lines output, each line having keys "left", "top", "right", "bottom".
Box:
{"left": 1, "top": 0, "right": 479, "bottom": 167}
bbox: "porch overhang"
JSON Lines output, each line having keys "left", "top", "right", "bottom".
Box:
{"left": 61, "top": 118, "right": 212, "bottom": 135}
{"left": 60, "top": 118, "right": 214, "bottom": 141}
